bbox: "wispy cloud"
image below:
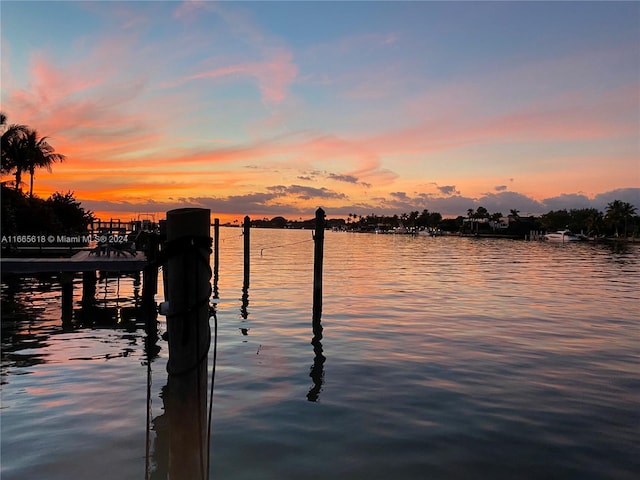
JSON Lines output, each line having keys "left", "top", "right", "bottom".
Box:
{"left": 173, "top": 1, "right": 299, "bottom": 105}
{"left": 164, "top": 49, "right": 297, "bottom": 105}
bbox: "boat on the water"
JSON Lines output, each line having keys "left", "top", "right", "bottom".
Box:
{"left": 418, "top": 228, "right": 441, "bottom": 237}
{"left": 543, "top": 229, "right": 582, "bottom": 242}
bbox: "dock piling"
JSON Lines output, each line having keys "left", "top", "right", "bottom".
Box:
{"left": 165, "top": 208, "right": 212, "bottom": 376}
{"left": 313, "top": 208, "right": 325, "bottom": 319}
{"left": 213, "top": 218, "right": 219, "bottom": 298}
{"left": 163, "top": 207, "right": 212, "bottom": 478}
{"left": 243, "top": 215, "right": 250, "bottom": 290}
{"left": 308, "top": 207, "right": 326, "bottom": 402}
{"left": 142, "top": 232, "right": 160, "bottom": 308}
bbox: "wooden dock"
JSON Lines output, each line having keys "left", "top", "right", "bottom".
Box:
{"left": 1, "top": 250, "right": 148, "bottom": 274}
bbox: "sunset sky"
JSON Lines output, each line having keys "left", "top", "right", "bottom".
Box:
{"left": 2, "top": 0, "right": 639, "bottom": 223}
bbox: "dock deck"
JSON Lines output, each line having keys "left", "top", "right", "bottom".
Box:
{"left": 1, "top": 250, "right": 148, "bottom": 274}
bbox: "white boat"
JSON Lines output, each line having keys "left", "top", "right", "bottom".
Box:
{"left": 543, "top": 229, "right": 581, "bottom": 242}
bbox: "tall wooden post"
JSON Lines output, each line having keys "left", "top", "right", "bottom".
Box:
{"left": 308, "top": 207, "right": 326, "bottom": 402}
{"left": 142, "top": 233, "right": 159, "bottom": 308}
{"left": 313, "top": 208, "right": 325, "bottom": 320}
{"left": 164, "top": 208, "right": 211, "bottom": 480}
{"left": 243, "top": 215, "right": 250, "bottom": 290}
{"left": 213, "top": 218, "right": 220, "bottom": 299}
{"left": 141, "top": 233, "right": 160, "bottom": 346}
{"left": 166, "top": 208, "right": 212, "bottom": 375}
{"left": 158, "top": 220, "right": 169, "bottom": 301}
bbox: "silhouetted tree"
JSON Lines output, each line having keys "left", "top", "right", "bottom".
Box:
{"left": 606, "top": 200, "right": 637, "bottom": 238}
{"left": 1, "top": 121, "right": 29, "bottom": 190}
{"left": 23, "top": 129, "right": 66, "bottom": 197}
{"left": 270, "top": 216, "right": 288, "bottom": 228}
{"left": 584, "top": 209, "right": 604, "bottom": 237}
{"left": 475, "top": 206, "right": 489, "bottom": 219}
{"left": 46, "top": 191, "right": 94, "bottom": 232}
{"left": 540, "top": 209, "right": 571, "bottom": 231}
{"left": 1, "top": 117, "right": 65, "bottom": 196}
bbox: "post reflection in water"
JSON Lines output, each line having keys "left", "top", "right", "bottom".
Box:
{"left": 240, "top": 285, "right": 249, "bottom": 322}
{"left": 307, "top": 308, "right": 326, "bottom": 402}
{"left": 147, "top": 356, "right": 210, "bottom": 480}
{"left": 144, "top": 300, "right": 211, "bottom": 480}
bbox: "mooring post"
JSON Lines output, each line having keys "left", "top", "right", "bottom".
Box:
{"left": 164, "top": 208, "right": 211, "bottom": 479}
{"left": 243, "top": 215, "right": 250, "bottom": 290}
{"left": 141, "top": 233, "right": 160, "bottom": 344}
{"left": 213, "top": 218, "right": 220, "bottom": 299}
{"left": 308, "top": 207, "right": 325, "bottom": 402}
{"left": 142, "top": 233, "right": 160, "bottom": 306}
{"left": 158, "top": 219, "right": 169, "bottom": 301}
{"left": 166, "top": 208, "right": 212, "bottom": 375}
{"left": 313, "top": 207, "right": 325, "bottom": 320}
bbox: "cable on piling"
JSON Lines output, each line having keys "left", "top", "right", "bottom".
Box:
{"left": 206, "top": 304, "right": 218, "bottom": 478}
{"left": 162, "top": 234, "right": 213, "bottom": 377}
{"left": 144, "top": 351, "right": 152, "bottom": 480}
{"left": 258, "top": 237, "right": 314, "bottom": 256}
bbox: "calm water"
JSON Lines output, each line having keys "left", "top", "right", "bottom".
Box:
{"left": 1, "top": 229, "right": 639, "bottom": 479}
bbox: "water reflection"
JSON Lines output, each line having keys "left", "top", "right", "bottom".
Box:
{"left": 2, "top": 275, "right": 62, "bottom": 372}
{"left": 239, "top": 285, "right": 250, "bottom": 343}
{"left": 0, "top": 274, "right": 157, "bottom": 369}
{"left": 307, "top": 308, "right": 325, "bottom": 402}
{"left": 146, "top": 305, "right": 213, "bottom": 480}
{"left": 240, "top": 285, "right": 249, "bottom": 321}
{"left": 150, "top": 362, "right": 209, "bottom": 480}
{"left": 600, "top": 239, "right": 632, "bottom": 254}
{"left": 3, "top": 232, "right": 638, "bottom": 480}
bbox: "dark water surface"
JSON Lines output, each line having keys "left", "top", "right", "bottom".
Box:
{"left": 2, "top": 230, "right": 639, "bottom": 479}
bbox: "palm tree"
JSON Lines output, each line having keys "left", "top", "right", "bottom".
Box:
{"left": 22, "top": 129, "right": 66, "bottom": 197}
{"left": 1, "top": 122, "right": 29, "bottom": 190}
{"left": 466, "top": 208, "right": 474, "bottom": 233}
{"left": 606, "top": 200, "right": 637, "bottom": 238}
{"left": 476, "top": 206, "right": 488, "bottom": 219}
{"left": 1, "top": 115, "right": 66, "bottom": 195}
{"left": 585, "top": 209, "right": 604, "bottom": 237}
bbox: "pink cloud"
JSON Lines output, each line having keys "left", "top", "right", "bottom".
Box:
{"left": 175, "top": 2, "right": 298, "bottom": 105}
{"left": 173, "top": 48, "right": 297, "bottom": 105}
{"left": 358, "top": 78, "right": 637, "bottom": 160}
{"left": 2, "top": 35, "right": 200, "bottom": 166}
